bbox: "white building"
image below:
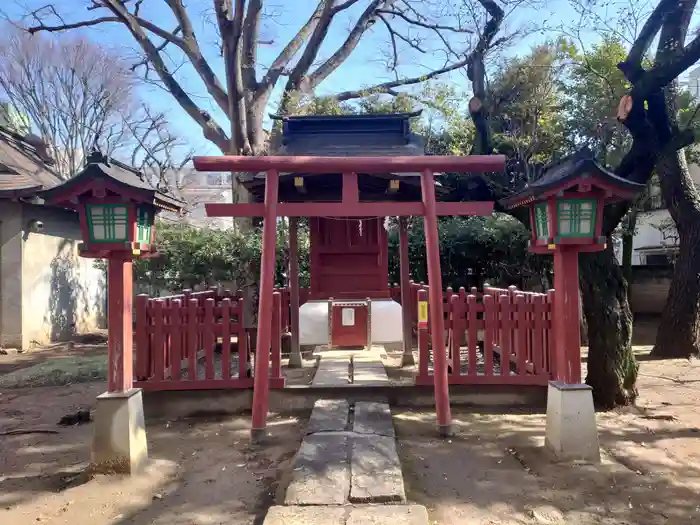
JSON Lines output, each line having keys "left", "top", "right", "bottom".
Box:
{"left": 157, "top": 168, "right": 236, "bottom": 230}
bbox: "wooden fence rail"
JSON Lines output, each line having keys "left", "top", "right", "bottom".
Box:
{"left": 134, "top": 289, "right": 284, "bottom": 391}
{"left": 415, "top": 285, "right": 554, "bottom": 386}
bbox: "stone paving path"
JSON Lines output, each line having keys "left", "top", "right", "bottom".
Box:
{"left": 311, "top": 350, "right": 390, "bottom": 387}
{"left": 263, "top": 352, "right": 429, "bottom": 525}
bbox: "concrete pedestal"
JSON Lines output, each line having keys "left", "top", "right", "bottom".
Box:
{"left": 91, "top": 388, "right": 149, "bottom": 474}
{"left": 545, "top": 381, "right": 600, "bottom": 463}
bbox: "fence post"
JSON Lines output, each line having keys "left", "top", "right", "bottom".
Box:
{"left": 533, "top": 294, "right": 546, "bottom": 375}
{"left": 135, "top": 294, "right": 150, "bottom": 381}
{"left": 153, "top": 300, "right": 165, "bottom": 381}
{"left": 270, "top": 291, "right": 283, "bottom": 385}
{"left": 237, "top": 292, "right": 251, "bottom": 379}
{"left": 499, "top": 295, "right": 512, "bottom": 377}
{"left": 203, "top": 298, "right": 215, "bottom": 380}
{"left": 483, "top": 294, "right": 494, "bottom": 376}
{"left": 417, "top": 288, "right": 430, "bottom": 383}
{"left": 466, "top": 294, "right": 478, "bottom": 376}
{"left": 221, "top": 298, "right": 232, "bottom": 380}
{"left": 449, "top": 294, "right": 462, "bottom": 378}
{"left": 514, "top": 294, "right": 527, "bottom": 375}
{"left": 170, "top": 300, "right": 183, "bottom": 380}
{"left": 187, "top": 298, "right": 198, "bottom": 381}
{"left": 547, "top": 289, "right": 557, "bottom": 379}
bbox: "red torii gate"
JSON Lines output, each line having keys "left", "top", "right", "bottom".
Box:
{"left": 192, "top": 154, "right": 506, "bottom": 440}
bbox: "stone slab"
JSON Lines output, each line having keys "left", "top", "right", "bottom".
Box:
{"left": 307, "top": 399, "right": 350, "bottom": 434}
{"left": 263, "top": 505, "right": 429, "bottom": 525}
{"left": 346, "top": 505, "right": 429, "bottom": 525}
{"left": 353, "top": 402, "right": 394, "bottom": 437}
{"left": 350, "top": 435, "right": 406, "bottom": 503}
{"left": 284, "top": 434, "right": 350, "bottom": 505}
{"left": 313, "top": 357, "right": 350, "bottom": 387}
{"left": 352, "top": 361, "right": 388, "bottom": 386}
{"left": 263, "top": 505, "right": 347, "bottom": 525}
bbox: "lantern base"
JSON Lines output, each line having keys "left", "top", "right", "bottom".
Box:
{"left": 545, "top": 381, "right": 600, "bottom": 463}
{"left": 90, "top": 388, "right": 149, "bottom": 474}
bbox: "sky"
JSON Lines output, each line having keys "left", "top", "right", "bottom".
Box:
{"left": 1, "top": 0, "right": 682, "bottom": 156}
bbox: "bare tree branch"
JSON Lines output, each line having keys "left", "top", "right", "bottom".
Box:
{"left": 27, "top": 15, "right": 120, "bottom": 33}
{"left": 377, "top": 8, "right": 473, "bottom": 33}
{"left": 333, "top": 56, "right": 471, "bottom": 101}
{"left": 23, "top": 0, "right": 526, "bottom": 157}
{"left": 333, "top": 0, "right": 365, "bottom": 13}
{"left": 283, "top": 1, "right": 337, "bottom": 96}
{"left": 215, "top": 0, "right": 250, "bottom": 154}
{"left": 0, "top": 27, "right": 135, "bottom": 178}
{"left": 103, "top": 0, "right": 229, "bottom": 151}
{"left": 164, "top": 0, "right": 229, "bottom": 114}
{"left": 242, "top": 0, "right": 262, "bottom": 91}
{"left": 619, "top": 0, "right": 677, "bottom": 79}
{"left": 303, "top": 0, "right": 385, "bottom": 91}
{"left": 256, "top": 1, "right": 326, "bottom": 99}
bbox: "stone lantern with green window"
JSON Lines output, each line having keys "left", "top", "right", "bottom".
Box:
{"left": 40, "top": 149, "right": 182, "bottom": 257}
{"left": 39, "top": 149, "right": 183, "bottom": 476}
{"left": 500, "top": 147, "right": 643, "bottom": 465}
{"left": 503, "top": 148, "right": 642, "bottom": 252}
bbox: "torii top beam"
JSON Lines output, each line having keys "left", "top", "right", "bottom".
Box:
{"left": 192, "top": 155, "right": 506, "bottom": 174}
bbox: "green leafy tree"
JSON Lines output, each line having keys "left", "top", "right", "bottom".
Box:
{"left": 460, "top": 0, "right": 700, "bottom": 407}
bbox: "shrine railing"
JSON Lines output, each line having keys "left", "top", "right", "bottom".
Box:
{"left": 133, "top": 289, "right": 284, "bottom": 390}
{"left": 414, "top": 285, "right": 554, "bottom": 386}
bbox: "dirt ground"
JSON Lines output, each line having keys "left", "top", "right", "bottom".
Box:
{"left": 0, "top": 381, "right": 306, "bottom": 525}
{"left": 395, "top": 351, "right": 700, "bottom": 525}
{"left": 3, "top": 316, "right": 700, "bottom": 525}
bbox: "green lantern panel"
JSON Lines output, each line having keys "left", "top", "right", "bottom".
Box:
{"left": 557, "top": 199, "right": 596, "bottom": 237}
{"left": 86, "top": 204, "right": 129, "bottom": 243}
{"left": 534, "top": 203, "right": 549, "bottom": 240}
{"left": 136, "top": 207, "right": 152, "bottom": 243}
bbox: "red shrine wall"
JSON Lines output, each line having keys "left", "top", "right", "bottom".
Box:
{"left": 309, "top": 217, "right": 389, "bottom": 300}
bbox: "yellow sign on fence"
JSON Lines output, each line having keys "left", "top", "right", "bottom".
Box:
{"left": 418, "top": 301, "right": 428, "bottom": 324}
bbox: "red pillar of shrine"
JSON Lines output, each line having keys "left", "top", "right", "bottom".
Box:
{"left": 251, "top": 169, "right": 279, "bottom": 441}
{"left": 288, "top": 217, "right": 302, "bottom": 368}
{"left": 552, "top": 248, "right": 582, "bottom": 384}
{"left": 420, "top": 168, "right": 452, "bottom": 435}
{"left": 107, "top": 257, "right": 134, "bottom": 392}
{"left": 399, "top": 217, "right": 415, "bottom": 367}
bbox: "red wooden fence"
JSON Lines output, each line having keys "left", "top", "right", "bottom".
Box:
{"left": 133, "top": 281, "right": 553, "bottom": 391}
{"left": 134, "top": 289, "right": 284, "bottom": 391}
{"left": 414, "top": 284, "right": 554, "bottom": 386}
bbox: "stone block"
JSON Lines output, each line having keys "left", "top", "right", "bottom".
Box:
{"left": 284, "top": 434, "right": 350, "bottom": 505}
{"left": 313, "top": 357, "right": 350, "bottom": 386}
{"left": 346, "top": 505, "right": 429, "bottom": 525}
{"left": 90, "top": 388, "right": 149, "bottom": 474}
{"left": 545, "top": 381, "right": 601, "bottom": 463}
{"left": 353, "top": 402, "right": 394, "bottom": 437}
{"left": 307, "top": 399, "right": 349, "bottom": 434}
{"left": 263, "top": 505, "right": 347, "bottom": 525}
{"left": 352, "top": 361, "right": 388, "bottom": 386}
{"left": 350, "top": 435, "right": 406, "bottom": 503}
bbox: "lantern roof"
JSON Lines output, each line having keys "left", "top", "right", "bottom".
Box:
{"left": 40, "top": 149, "right": 184, "bottom": 213}
{"left": 500, "top": 147, "right": 644, "bottom": 209}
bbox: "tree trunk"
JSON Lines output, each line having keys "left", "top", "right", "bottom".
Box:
{"left": 652, "top": 147, "right": 700, "bottom": 358}
{"left": 579, "top": 244, "right": 638, "bottom": 408}
{"left": 621, "top": 209, "right": 637, "bottom": 304}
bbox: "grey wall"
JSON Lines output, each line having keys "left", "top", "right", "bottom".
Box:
{"left": 0, "top": 200, "right": 24, "bottom": 348}
{"left": 0, "top": 202, "right": 106, "bottom": 349}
